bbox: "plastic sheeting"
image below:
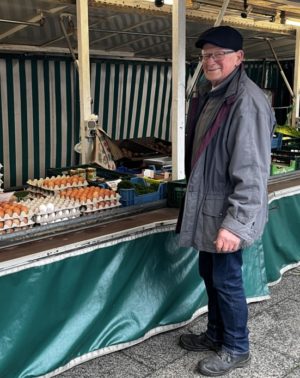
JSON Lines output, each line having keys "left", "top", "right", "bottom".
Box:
{"left": 263, "top": 192, "right": 300, "bottom": 283}
{"left": 0, "top": 231, "right": 268, "bottom": 378}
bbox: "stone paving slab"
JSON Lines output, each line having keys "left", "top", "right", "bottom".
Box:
{"left": 56, "top": 269, "right": 300, "bottom": 378}
{"left": 57, "top": 351, "right": 154, "bottom": 377}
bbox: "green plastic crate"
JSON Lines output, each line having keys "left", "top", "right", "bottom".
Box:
{"left": 270, "top": 160, "right": 296, "bottom": 176}
{"left": 167, "top": 179, "right": 186, "bottom": 208}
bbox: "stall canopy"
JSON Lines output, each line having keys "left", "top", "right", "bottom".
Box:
{"left": 0, "top": 0, "right": 300, "bottom": 189}
{"left": 0, "top": 0, "right": 299, "bottom": 61}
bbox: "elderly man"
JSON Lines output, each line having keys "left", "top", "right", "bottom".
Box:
{"left": 177, "top": 26, "right": 276, "bottom": 376}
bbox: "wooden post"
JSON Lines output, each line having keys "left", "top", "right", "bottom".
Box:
{"left": 292, "top": 28, "right": 300, "bottom": 127}
{"left": 76, "top": 0, "right": 92, "bottom": 163}
{"left": 172, "top": 0, "right": 186, "bottom": 180}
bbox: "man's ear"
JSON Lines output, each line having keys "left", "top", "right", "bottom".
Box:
{"left": 237, "top": 50, "right": 244, "bottom": 64}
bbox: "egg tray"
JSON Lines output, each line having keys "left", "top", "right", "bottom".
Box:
{"left": 0, "top": 219, "right": 35, "bottom": 231}
{"left": 33, "top": 210, "right": 81, "bottom": 225}
{"left": 27, "top": 183, "right": 88, "bottom": 196}
{"left": 0, "top": 211, "right": 34, "bottom": 221}
{"left": 33, "top": 202, "right": 82, "bottom": 217}
{"left": 66, "top": 193, "right": 121, "bottom": 206}
{"left": 27, "top": 175, "right": 88, "bottom": 186}
{"left": 38, "top": 182, "right": 88, "bottom": 191}
{"left": 80, "top": 201, "right": 121, "bottom": 214}
{"left": 21, "top": 197, "right": 82, "bottom": 224}
{"left": 0, "top": 225, "right": 34, "bottom": 235}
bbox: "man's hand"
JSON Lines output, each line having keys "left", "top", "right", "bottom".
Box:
{"left": 214, "top": 228, "right": 241, "bottom": 253}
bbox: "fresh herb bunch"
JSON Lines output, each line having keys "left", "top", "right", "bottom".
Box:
{"left": 117, "top": 180, "right": 158, "bottom": 195}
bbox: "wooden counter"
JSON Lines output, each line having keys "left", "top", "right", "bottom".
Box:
{"left": 0, "top": 207, "right": 179, "bottom": 263}
{"left": 1, "top": 170, "right": 300, "bottom": 265}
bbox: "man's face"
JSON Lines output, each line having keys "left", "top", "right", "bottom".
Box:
{"left": 201, "top": 43, "right": 244, "bottom": 86}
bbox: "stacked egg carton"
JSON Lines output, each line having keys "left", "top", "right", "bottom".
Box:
{"left": 21, "top": 197, "right": 82, "bottom": 226}
{"left": 0, "top": 202, "right": 34, "bottom": 235}
{"left": 58, "top": 186, "right": 121, "bottom": 215}
{"left": 27, "top": 175, "right": 88, "bottom": 198}
{"left": 0, "top": 163, "right": 3, "bottom": 193}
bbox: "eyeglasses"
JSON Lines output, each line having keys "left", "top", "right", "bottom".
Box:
{"left": 199, "top": 50, "right": 235, "bottom": 62}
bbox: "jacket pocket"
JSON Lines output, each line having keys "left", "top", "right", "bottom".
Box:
{"left": 201, "top": 197, "right": 228, "bottom": 246}
{"left": 202, "top": 197, "right": 228, "bottom": 217}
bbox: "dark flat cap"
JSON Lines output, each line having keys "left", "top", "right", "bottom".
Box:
{"left": 195, "top": 26, "right": 243, "bottom": 51}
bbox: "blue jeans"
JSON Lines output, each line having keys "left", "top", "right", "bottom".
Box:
{"left": 199, "top": 250, "right": 249, "bottom": 355}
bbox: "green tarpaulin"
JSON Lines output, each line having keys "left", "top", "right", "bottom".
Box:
{"left": 0, "top": 190, "right": 299, "bottom": 377}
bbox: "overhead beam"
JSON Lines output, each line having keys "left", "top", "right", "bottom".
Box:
{"left": 0, "top": 44, "right": 135, "bottom": 58}
{"left": 0, "top": 6, "right": 67, "bottom": 41}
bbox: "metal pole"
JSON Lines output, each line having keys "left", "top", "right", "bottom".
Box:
{"left": 59, "top": 15, "right": 78, "bottom": 70}
{"left": 0, "top": 18, "right": 43, "bottom": 27}
{"left": 266, "top": 38, "right": 295, "bottom": 100}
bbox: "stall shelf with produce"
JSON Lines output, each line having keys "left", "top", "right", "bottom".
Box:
{"left": 1, "top": 175, "right": 300, "bottom": 378}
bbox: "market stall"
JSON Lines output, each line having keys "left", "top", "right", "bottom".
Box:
{"left": 1, "top": 173, "right": 300, "bottom": 378}
{"left": 1, "top": 1, "right": 300, "bottom": 377}
{"left": 0, "top": 210, "right": 268, "bottom": 378}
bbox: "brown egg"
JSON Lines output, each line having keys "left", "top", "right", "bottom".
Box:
{"left": 20, "top": 205, "right": 29, "bottom": 214}
{"left": 5, "top": 208, "right": 13, "bottom": 217}
{"left": 92, "top": 191, "right": 99, "bottom": 199}
{"left": 79, "top": 195, "right": 87, "bottom": 203}
{"left": 0, "top": 209, "right": 5, "bottom": 218}
{"left": 59, "top": 190, "right": 66, "bottom": 198}
{"left": 13, "top": 206, "right": 21, "bottom": 216}
{"left": 86, "top": 192, "right": 93, "bottom": 200}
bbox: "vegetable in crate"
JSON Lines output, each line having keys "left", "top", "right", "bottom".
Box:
{"left": 117, "top": 180, "right": 158, "bottom": 195}
{"left": 117, "top": 180, "right": 135, "bottom": 191}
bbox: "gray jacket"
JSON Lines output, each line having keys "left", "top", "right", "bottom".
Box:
{"left": 179, "top": 67, "right": 276, "bottom": 252}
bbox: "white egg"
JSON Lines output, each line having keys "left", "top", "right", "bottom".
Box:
{"left": 39, "top": 204, "right": 47, "bottom": 214}
{"left": 42, "top": 214, "right": 48, "bottom": 222}
{"left": 56, "top": 210, "right": 63, "bottom": 218}
{"left": 47, "top": 203, "right": 55, "bottom": 213}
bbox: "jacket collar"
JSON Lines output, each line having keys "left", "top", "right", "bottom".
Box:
{"left": 198, "top": 64, "right": 244, "bottom": 103}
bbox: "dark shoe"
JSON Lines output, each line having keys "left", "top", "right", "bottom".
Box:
{"left": 179, "top": 332, "right": 221, "bottom": 352}
{"left": 198, "top": 350, "right": 251, "bottom": 376}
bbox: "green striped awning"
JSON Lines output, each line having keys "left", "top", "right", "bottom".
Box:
{"left": 0, "top": 56, "right": 173, "bottom": 189}
{"left": 90, "top": 60, "right": 172, "bottom": 141}
{"left": 0, "top": 56, "right": 77, "bottom": 189}
{"left": 0, "top": 55, "right": 290, "bottom": 190}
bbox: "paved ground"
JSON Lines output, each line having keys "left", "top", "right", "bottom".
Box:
{"left": 57, "top": 267, "right": 300, "bottom": 378}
